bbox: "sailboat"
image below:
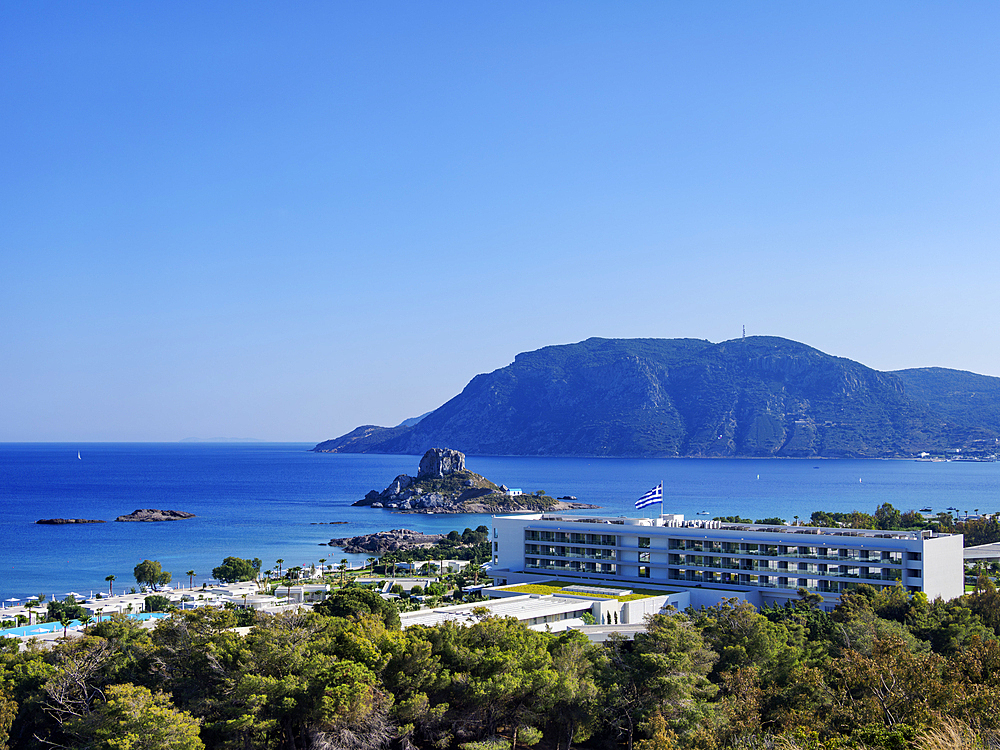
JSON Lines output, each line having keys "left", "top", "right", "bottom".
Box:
{"left": 77, "top": 452, "right": 81, "bottom": 460}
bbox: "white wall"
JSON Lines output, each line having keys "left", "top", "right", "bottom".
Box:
{"left": 922, "top": 533, "right": 965, "bottom": 601}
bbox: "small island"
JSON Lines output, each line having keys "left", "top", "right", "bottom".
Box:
{"left": 353, "top": 447, "right": 599, "bottom": 514}
{"left": 114, "top": 509, "right": 196, "bottom": 522}
{"left": 36, "top": 518, "right": 105, "bottom": 525}
{"left": 328, "top": 528, "right": 446, "bottom": 553}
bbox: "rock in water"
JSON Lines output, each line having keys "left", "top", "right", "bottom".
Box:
{"left": 36, "top": 518, "right": 106, "bottom": 524}
{"left": 328, "top": 529, "right": 445, "bottom": 554}
{"left": 114, "top": 509, "right": 196, "bottom": 522}
{"left": 417, "top": 448, "right": 465, "bottom": 478}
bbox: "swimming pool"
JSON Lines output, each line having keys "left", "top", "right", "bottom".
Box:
{"left": 0, "top": 611, "right": 168, "bottom": 639}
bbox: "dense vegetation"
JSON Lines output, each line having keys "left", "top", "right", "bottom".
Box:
{"left": 314, "top": 336, "right": 1000, "bottom": 458}
{"left": 7, "top": 580, "right": 1000, "bottom": 750}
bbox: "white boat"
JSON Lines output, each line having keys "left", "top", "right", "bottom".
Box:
{"left": 77, "top": 452, "right": 81, "bottom": 460}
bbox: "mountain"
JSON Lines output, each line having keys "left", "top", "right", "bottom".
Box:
{"left": 313, "top": 336, "right": 1000, "bottom": 458}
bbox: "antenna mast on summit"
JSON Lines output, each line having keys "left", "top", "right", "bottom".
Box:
{"left": 742, "top": 325, "right": 745, "bottom": 341}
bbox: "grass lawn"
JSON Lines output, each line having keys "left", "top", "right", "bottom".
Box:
{"left": 500, "top": 581, "right": 675, "bottom": 602}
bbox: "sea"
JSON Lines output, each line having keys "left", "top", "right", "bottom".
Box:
{"left": 1, "top": 443, "right": 998, "bottom": 602}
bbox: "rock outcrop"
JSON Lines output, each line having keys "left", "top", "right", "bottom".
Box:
{"left": 36, "top": 518, "right": 105, "bottom": 525}
{"left": 328, "top": 529, "right": 445, "bottom": 554}
{"left": 417, "top": 448, "right": 465, "bottom": 478}
{"left": 114, "top": 509, "right": 196, "bottom": 522}
{"left": 352, "top": 448, "right": 598, "bottom": 514}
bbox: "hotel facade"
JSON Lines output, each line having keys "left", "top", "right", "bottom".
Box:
{"left": 490, "top": 512, "right": 964, "bottom": 609}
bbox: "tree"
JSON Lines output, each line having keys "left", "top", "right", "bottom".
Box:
{"left": 339, "top": 559, "right": 349, "bottom": 586}
{"left": 105, "top": 574, "right": 115, "bottom": 597}
{"left": 315, "top": 586, "right": 401, "bottom": 630}
{"left": 134, "top": 559, "right": 164, "bottom": 590}
{"left": 275, "top": 558, "right": 284, "bottom": 577}
{"left": 145, "top": 595, "right": 171, "bottom": 613}
{"left": 47, "top": 595, "right": 88, "bottom": 624}
{"left": 68, "top": 683, "right": 204, "bottom": 750}
{"left": 875, "top": 503, "right": 902, "bottom": 530}
{"left": 598, "top": 613, "right": 717, "bottom": 749}
{"left": 0, "top": 687, "right": 15, "bottom": 750}
{"left": 211, "top": 556, "right": 258, "bottom": 584}
{"left": 186, "top": 570, "right": 196, "bottom": 589}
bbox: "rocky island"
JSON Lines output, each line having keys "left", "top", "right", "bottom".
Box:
{"left": 328, "top": 529, "right": 446, "bottom": 554}
{"left": 114, "top": 509, "right": 196, "bottom": 522}
{"left": 36, "top": 518, "right": 105, "bottom": 525}
{"left": 354, "top": 447, "right": 598, "bottom": 514}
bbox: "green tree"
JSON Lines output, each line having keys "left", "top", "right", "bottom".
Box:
{"left": 875, "top": 502, "right": 902, "bottom": 530}
{"left": 105, "top": 574, "right": 115, "bottom": 597}
{"left": 0, "top": 687, "right": 15, "bottom": 750}
{"left": 68, "top": 682, "right": 204, "bottom": 750}
{"left": 145, "top": 594, "right": 171, "bottom": 613}
{"left": 315, "top": 586, "right": 401, "bottom": 630}
{"left": 186, "top": 570, "right": 196, "bottom": 589}
{"left": 598, "top": 613, "right": 717, "bottom": 749}
{"left": 211, "top": 556, "right": 258, "bottom": 584}
{"left": 47, "top": 595, "right": 88, "bottom": 623}
{"left": 133, "top": 559, "right": 163, "bottom": 590}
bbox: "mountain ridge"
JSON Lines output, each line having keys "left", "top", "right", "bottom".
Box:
{"left": 314, "top": 336, "right": 1000, "bottom": 458}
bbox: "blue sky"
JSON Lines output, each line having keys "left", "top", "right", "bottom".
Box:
{"left": 3, "top": 3, "right": 999, "bottom": 441}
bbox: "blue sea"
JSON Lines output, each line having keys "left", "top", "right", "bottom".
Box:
{"left": 1, "top": 443, "right": 998, "bottom": 601}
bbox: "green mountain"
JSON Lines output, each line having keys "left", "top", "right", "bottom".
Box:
{"left": 314, "top": 336, "right": 1000, "bottom": 458}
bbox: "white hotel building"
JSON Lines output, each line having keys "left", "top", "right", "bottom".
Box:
{"left": 490, "top": 512, "right": 964, "bottom": 609}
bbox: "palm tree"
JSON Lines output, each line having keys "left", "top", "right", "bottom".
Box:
{"left": 338, "top": 559, "right": 348, "bottom": 586}
{"left": 59, "top": 615, "right": 73, "bottom": 639}
{"left": 367, "top": 557, "right": 378, "bottom": 577}
{"left": 285, "top": 567, "right": 302, "bottom": 602}
{"left": 318, "top": 558, "right": 327, "bottom": 575}
{"left": 105, "top": 574, "right": 116, "bottom": 597}
{"left": 275, "top": 559, "right": 284, "bottom": 577}
{"left": 186, "top": 570, "right": 196, "bottom": 589}
{"left": 24, "top": 600, "right": 35, "bottom": 626}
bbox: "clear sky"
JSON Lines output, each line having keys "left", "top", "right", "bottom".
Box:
{"left": 3, "top": 3, "right": 999, "bottom": 442}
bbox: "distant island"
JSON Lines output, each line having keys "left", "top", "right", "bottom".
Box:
{"left": 314, "top": 335, "right": 1000, "bottom": 458}
{"left": 353, "top": 448, "right": 598, "bottom": 514}
{"left": 115, "top": 509, "right": 196, "bottom": 522}
{"left": 35, "top": 509, "right": 196, "bottom": 524}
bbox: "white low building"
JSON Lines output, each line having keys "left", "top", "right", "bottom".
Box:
{"left": 491, "top": 512, "right": 964, "bottom": 609}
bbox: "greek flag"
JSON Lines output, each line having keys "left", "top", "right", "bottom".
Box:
{"left": 635, "top": 482, "right": 663, "bottom": 509}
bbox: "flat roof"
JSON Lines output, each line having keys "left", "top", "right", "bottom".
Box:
{"left": 398, "top": 594, "right": 596, "bottom": 629}
{"left": 501, "top": 512, "right": 942, "bottom": 541}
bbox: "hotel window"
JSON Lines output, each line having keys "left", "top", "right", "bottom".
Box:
{"left": 638, "top": 551, "right": 650, "bottom": 563}
{"left": 638, "top": 537, "right": 651, "bottom": 549}
{"left": 639, "top": 566, "right": 650, "bottom": 578}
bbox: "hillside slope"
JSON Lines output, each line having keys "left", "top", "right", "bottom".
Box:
{"left": 314, "top": 336, "right": 1000, "bottom": 458}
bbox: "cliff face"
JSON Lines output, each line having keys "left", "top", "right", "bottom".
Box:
{"left": 314, "top": 336, "right": 1000, "bottom": 458}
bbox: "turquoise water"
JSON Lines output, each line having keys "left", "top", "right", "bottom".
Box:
{"left": 1, "top": 443, "right": 998, "bottom": 600}
{"left": 0, "top": 611, "right": 167, "bottom": 637}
